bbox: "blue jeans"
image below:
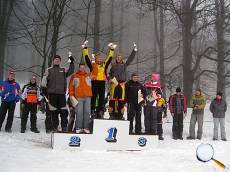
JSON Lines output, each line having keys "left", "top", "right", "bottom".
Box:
{"left": 75, "top": 97, "right": 91, "bottom": 129}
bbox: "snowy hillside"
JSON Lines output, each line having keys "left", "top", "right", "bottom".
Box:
{"left": 0, "top": 103, "right": 230, "bottom": 172}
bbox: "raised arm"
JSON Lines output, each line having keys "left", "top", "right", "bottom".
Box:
{"left": 125, "top": 43, "right": 137, "bottom": 66}
{"left": 105, "top": 43, "right": 116, "bottom": 69}
{"left": 81, "top": 40, "right": 92, "bottom": 71}
{"left": 65, "top": 63, "right": 75, "bottom": 78}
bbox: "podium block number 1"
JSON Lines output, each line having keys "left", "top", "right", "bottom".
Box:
{"left": 105, "top": 127, "right": 117, "bottom": 142}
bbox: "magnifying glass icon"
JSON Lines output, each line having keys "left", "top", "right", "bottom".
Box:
{"left": 196, "top": 143, "right": 226, "bottom": 170}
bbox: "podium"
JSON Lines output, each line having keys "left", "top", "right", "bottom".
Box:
{"left": 51, "top": 119, "right": 158, "bottom": 151}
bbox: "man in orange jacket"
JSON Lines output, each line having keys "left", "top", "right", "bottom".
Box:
{"left": 69, "top": 63, "right": 92, "bottom": 134}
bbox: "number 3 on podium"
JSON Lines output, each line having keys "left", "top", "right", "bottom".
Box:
{"left": 105, "top": 127, "right": 117, "bottom": 142}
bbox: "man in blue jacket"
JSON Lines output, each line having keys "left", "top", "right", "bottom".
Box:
{"left": 0, "top": 71, "right": 21, "bottom": 132}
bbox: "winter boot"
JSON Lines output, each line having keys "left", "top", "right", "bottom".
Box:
{"left": 158, "top": 135, "right": 164, "bottom": 140}
{"left": 31, "top": 128, "right": 40, "bottom": 133}
{"left": 187, "top": 136, "right": 195, "bottom": 140}
{"left": 5, "top": 129, "right": 12, "bottom": 133}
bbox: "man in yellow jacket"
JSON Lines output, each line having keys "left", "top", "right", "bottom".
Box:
{"left": 69, "top": 63, "right": 92, "bottom": 134}
{"left": 82, "top": 41, "right": 116, "bottom": 119}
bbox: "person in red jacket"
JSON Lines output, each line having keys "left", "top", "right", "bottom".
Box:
{"left": 169, "top": 87, "right": 187, "bottom": 140}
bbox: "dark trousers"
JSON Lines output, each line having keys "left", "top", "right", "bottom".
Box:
{"left": 109, "top": 100, "right": 125, "bottom": 120}
{"left": 144, "top": 106, "right": 158, "bottom": 135}
{"left": 21, "top": 103, "right": 38, "bottom": 130}
{"left": 67, "top": 108, "right": 76, "bottom": 132}
{"left": 44, "top": 101, "right": 52, "bottom": 132}
{"left": 91, "top": 81, "right": 106, "bottom": 117}
{"left": 0, "top": 101, "right": 16, "bottom": 131}
{"left": 157, "top": 112, "right": 163, "bottom": 136}
{"left": 127, "top": 103, "right": 142, "bottom": 134}
{"left": 109, "top": 83, "right": 125, "bottom": 120}
{"left": 172, "top": 113, "right": 183, "bottom": 139}
{"left": 48, "top": 94, "right": 68, "bottom": 131}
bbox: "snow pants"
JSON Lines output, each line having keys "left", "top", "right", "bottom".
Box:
{"left": 127, "top": 103, "right": 142, "bottom": 134}
{"left": 48, "top": 94, "right": 68, "bottom": 131}
{"left": 144, "top": 106, "right": 158, "bottom": 135}
{"left": 21, "top": 103, "right": 38, "bottom": 131}
{"left": 0, "top": 101, "right": 16, "bottom": 131}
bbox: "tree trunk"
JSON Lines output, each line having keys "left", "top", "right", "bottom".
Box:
{"left": 159, "top": 7, "right": 165, "bottom": 93}
{"left": 109, "top": 0, "right": 114, "bottom": 42}
{"left": 0, "top": 0, "right": 14, "bottom": 80}
{"left": 118, "top": 1, "right": 124, "bottom": 53}
{"left": 181, "top": 0, "right": 194, "bottom": 102}
{"left": 48, "top": 0, "right": 67, "bottom": 67}
{"left": 215, "top": 0, "right": 225, "bottom": 94}
{"left": 93, "top": 0, "right": 101, "bottom": 53}
{"left": 153, "top": 6, "right": 165, "bottom": 92}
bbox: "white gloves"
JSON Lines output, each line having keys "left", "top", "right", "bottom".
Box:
{"left": 108, "top": 43, "right": 117, "bottom": 50}
{"left": 70, "top": 96, "right": 78, "bottom": 107}
{"left": 133, "top": 42, "right": 138, "bottom": 51}
{"left": 111, "top": 77, "right": 118, "bottom": 86}
{"left": 91, "top": 54, "right": 95, "bottom": 63}
{"left": 68, "top": 51, "right": 72, "bottom": 63}
{"left": 82, "top": 40, "right": 88, "bottom": 48}
{"left": 68, "top": 51, "right": 72, "bottom": 57}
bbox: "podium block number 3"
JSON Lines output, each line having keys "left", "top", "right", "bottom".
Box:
{"left": 105, "top": 127, "right": 117, "bottom": 142}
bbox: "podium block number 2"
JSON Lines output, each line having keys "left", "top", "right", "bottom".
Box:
{"left": 105, "top": 127, "right": 117, "bottom": 142}
{"left": 69, "top": 136, "right": 81, "bottom": 147}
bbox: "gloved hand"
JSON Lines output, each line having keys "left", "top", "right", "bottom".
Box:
{"left": 108, "top": 43, "right": 117, "bottom": 50}
{"left": 37, "top": 101, "right": 42, "bottom": 106}
{"left": 183, "top": 112, "right": 187, "bottom": 119}
{"left": 133, "top": 42, "right": 138, "bottom": 51}
{"left": 68, "top": 56, "right": 74, "bottom": 64}
{"left": 82, "top": 40, "right": 88, "bottom": 48}
{"left": 91, "top": 54, "right": 95, "bottom": 63}
{"left": 171, "top": 113, "right": 174, "bottom": 117}
{"left": 4, "top": 92, "right": 9, "bottom": 98}
{"left": 21, "top": 99, "right": 26, "bottom": 104}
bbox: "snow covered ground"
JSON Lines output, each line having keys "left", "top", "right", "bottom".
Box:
{"left": 0, "top": 103, "right": 230, "bottom": 172}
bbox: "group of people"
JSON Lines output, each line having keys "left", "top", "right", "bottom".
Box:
{"left": 0, "top": 41, "right": 228, "bottom": 141}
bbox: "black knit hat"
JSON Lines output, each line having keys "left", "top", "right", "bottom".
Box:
{"left": 217, "top": 91, "right": 223, "bottom": 97}
{"left": 53, "top": 55, "right": 61, "bottom": 61}
{"left": 176, "top": 87, "right": 181, "bottom": 93}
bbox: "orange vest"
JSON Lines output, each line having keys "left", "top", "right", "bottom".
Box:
{"left": 27, "top": 93, "right": 38, "bottom": 103}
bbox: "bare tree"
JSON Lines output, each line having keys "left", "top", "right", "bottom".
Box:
{"left": 0, "top": 0, "right": 15, "bottom": 80}
{"left": 93, "top": 0, "right": 101, "bottom": 53}
{"left": 13, "top": 0, "right": 71, "bottom": 77}
{"left": 215, "top": 0, "right": 226, "bottom": 94}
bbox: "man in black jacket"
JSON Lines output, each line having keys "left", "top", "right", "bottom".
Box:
{"left": 125, "top": 73, "right": 145, "bottom": 134}
{"left": 41, "top": 55, "right": 74, "bottom": 132}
